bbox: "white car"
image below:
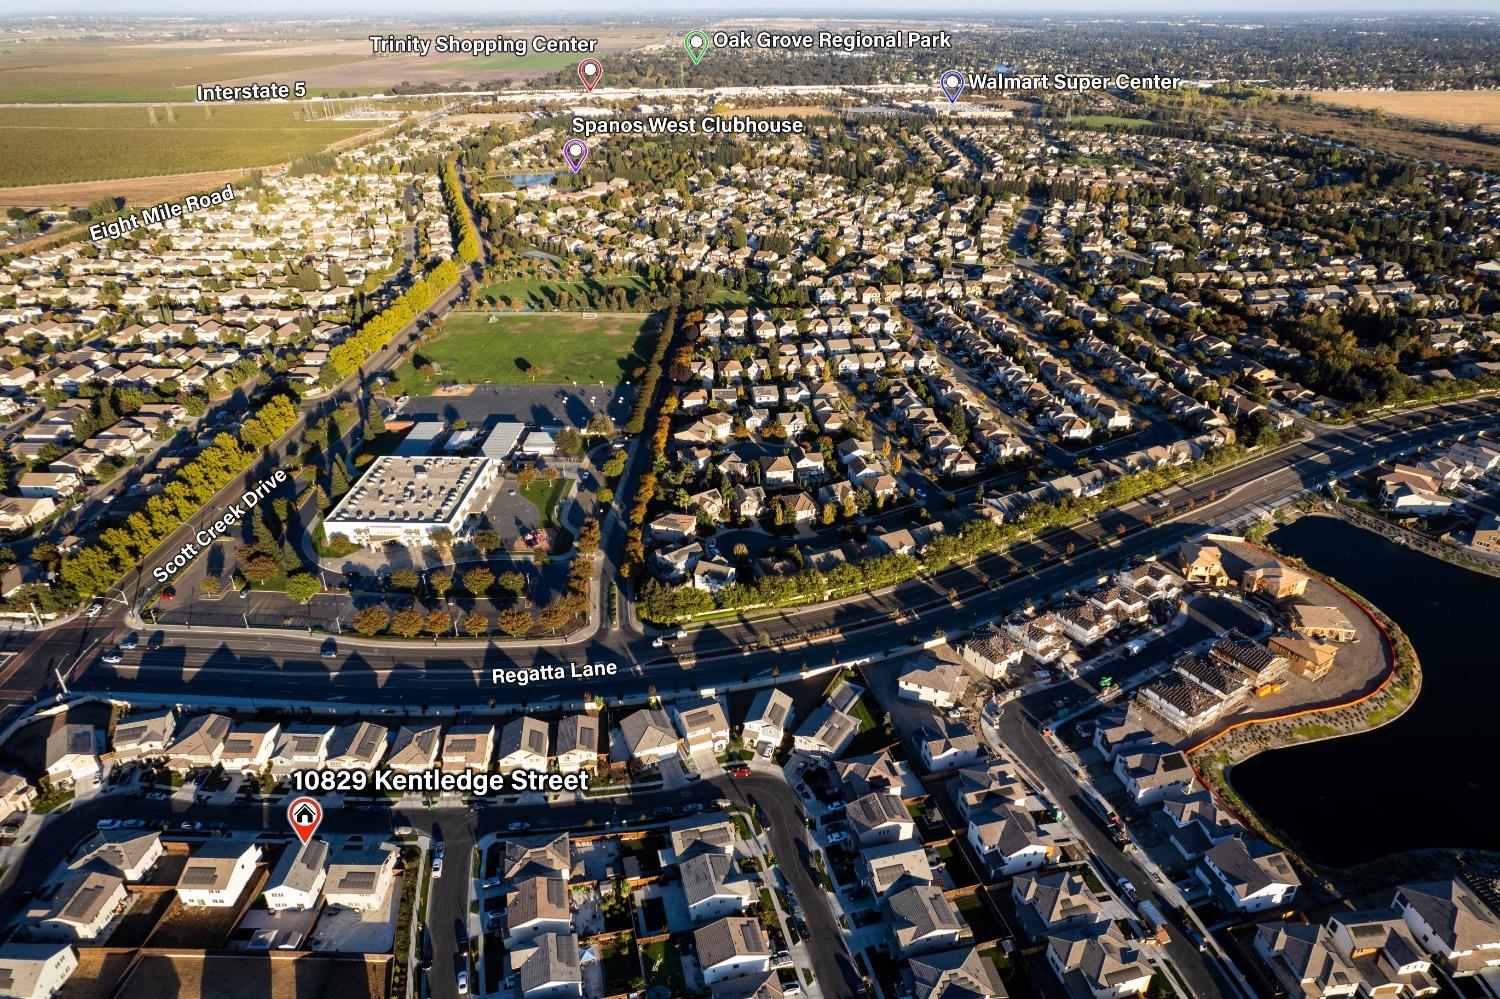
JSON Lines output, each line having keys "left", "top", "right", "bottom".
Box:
{"left": 84, "top": 603, "right": 103, "bottom": 618}
{"left": 102, "top": 651, "right": 123, "bottom": 664}
{"left": 456, "top": 970, "right": 469, "bottom": 995}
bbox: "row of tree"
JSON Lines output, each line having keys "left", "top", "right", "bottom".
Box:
{"left": 441, "top": 159, "right": 481, "bottom": 264}
{"left": 61, "top": 393, "right": 302, "bottom": 598}
{"left": 326, "top": 257, "right": 460, "bottom": 381}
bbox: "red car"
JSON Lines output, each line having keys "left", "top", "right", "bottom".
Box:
{"left": 728, "top": 766, "right": 751, "bottom": 778}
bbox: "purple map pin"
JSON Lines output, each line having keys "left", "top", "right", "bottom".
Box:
{"left": 563, "top": 138, "right": 589, "bottom": 173}
{"left": 940, "top": 70, "right": 965, "bottom": 104}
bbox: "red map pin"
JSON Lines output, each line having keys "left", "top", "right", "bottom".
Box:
{"left": 578, "top": 58, "right": 602, "bottom": 92}
{"left": 287, "top": 796, "right": 323, "bottom": 844}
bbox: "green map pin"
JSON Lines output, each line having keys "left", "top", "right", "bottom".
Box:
{"left": 684, "top": 30, "right": 710, "bottom": 65}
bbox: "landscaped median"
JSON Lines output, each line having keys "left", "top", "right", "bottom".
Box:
{"left": 636, "top": 433, "right": 1293, "bottom": 625}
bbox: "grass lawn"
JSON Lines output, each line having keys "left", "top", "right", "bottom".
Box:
{"left": 477, "top": 274, "right": 650, "bottom": 309}
{"left": 519, "top": 478, "right": 573, "bottom": 529}
{"left": 393, "top": 311, "right": 657, "bottom": 392}
{"left": 641, "top": 939, "right": 686, "bottom": 995}
{"left": 847, "top": 698, "right": 876, "bottom": 731}
{"left": 476, "top": 275, "right": 749, "bottom": 310}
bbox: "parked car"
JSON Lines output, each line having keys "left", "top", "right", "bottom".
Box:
{"left": 455, "top": 970, "right": 469, "bottom": 995}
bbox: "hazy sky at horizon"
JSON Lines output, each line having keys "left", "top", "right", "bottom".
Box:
{"left": 4, "top": 0, "right": 1499, "bottom": 16}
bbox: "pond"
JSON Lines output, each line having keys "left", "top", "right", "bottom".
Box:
{"left": 1228, "top": 516, "right": 1500, "bottom": 866}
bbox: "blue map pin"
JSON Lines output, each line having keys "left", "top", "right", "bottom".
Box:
{"left": 940, "top": 70, "right": 965, "bottom": 104}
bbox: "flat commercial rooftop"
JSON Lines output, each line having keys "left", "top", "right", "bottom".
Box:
{"left": 326, "top": 455, "right": 491, "bottom": 527}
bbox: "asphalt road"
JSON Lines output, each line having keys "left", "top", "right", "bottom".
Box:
{"left": 714, "top": 771, "right": 862, "bottom": 999}
{"left": 50, "top": 400, "right": 1500, "bottom": 714}
{"left": 993, "top": 704, "right": 1246, "bottom": 998}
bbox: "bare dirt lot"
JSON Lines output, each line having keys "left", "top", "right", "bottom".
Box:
{"left": 1305, "top": 89, "right": 1500, "bottom": 132}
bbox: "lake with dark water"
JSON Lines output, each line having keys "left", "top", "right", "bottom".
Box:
{"left": 1228, "top": 516, "right": 1500, "bottom": 866}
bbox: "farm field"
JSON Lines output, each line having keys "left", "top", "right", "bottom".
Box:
{"left": 1242, "top": 103, "right": 1500, "bottom": 171}
{"left": 393, "top": 311, "right": 658, "bottom": 392}
{"left": 0, "top": 104, "right": 378, "bottom": 188}
{"left": 1304, "top": 89, "right": 1500, "bottom": 132}
{"left": 0, "top": 39, "right": 366, "bottom": 103}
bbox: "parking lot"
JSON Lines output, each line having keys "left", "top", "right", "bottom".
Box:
{"left": 398, "top": 383, "right": 635, "bottom": 431}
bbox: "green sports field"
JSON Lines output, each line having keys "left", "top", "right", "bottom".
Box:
{"left": 393, "top": 311, "right": 658, "bottom": 392}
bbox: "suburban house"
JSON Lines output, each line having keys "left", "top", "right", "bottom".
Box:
{"left": 897, "top": 659, "right": 967, "bottom": 709}
{"left": 324, "top": 843, "right": 400, "bottom": 910}
{"left": 1045, "top": 924, "right": 1153, "bottom": 998}
{"left": 497, "top": 718, "right": 547, "bottom": 774}
{"left": 71, "top": 829, "right": 163, "bottom": 882}
{"left": 792, "top": 703, "right": 859, "bottom": 758}
{"left": 1252, "top": 922, "right": 1362, "bottom": 999}
{"left": 695, "top": 916, "right": 772, "bottom": 986}
{"left": 165, "top": 713, "right": 232, "bottom": 770}
{"left": 742, "top": 689, "right": 793, "bottom": 752}
{"left": 176, "top": 841, "right": 262, "bottom": 907}
{"left": 1200, "top": 837, "right": 1301, "bottom": 913}
{"left": 504, "top": 875, "right": 572, "bottom": 947}
{"left": 386, "top": 725, "right": 442, "bottom": 772}
{"left": 37, "top": 871, "right": 126, "bottom": 942}
{"left": 681, "top": 851, "right": 757, "bottom": 925}
{"left": 263, "top": 839, "right": 329, "bottom": 912}
{"left": 1394, "top": 879, "right": 1500, "bottom": 980}
{"left": 109, "top": 710, "right": 176, "bottom": 761}
{"left": 886, "top": 884, "right": 970, "bottom": 958}
{"left": 0, "top": 944, "right": 79, "bottom": 999}
{"left": 619, "top": 708, "right": 680, "bottom": 765}
{"left": 43, "top": 724, "right": 99, "bottom": 786}
{"left": 673, "top": 696, "right": 732, "bottom": 757}
{"left": 511, "top": 931, "right": 583, "bottom": 999}
{"left": 555, "top": 715, "right": 601, "bottom": 774}
{"left": 908, "top": 946, "right": 1007, "bottom": 998}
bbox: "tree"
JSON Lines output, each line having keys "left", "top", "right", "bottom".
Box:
{"left": 429, "top": 570, "right": 453, "bottom": 599}
{"left": 429, "top": 528, "right": 454, "bottom": 556}
{"left": 463, "top": 611, "right": 489, "bottom": 636}
{"left": 555, "top": 427, "right": 583, "bottom": 459}
{"left": 516, "top": 465, "right": 537, "bottom": 489}
{"left": 352, "top": 606, "right": 389, "bottom": 635}
{"left": 463, "top": 566, "right": 495, "bottom": 595}
{"left": 596, "top": 486, "right": 614, "bottom": 506}
{"left": 390, "top": 567, "right": 420, "bottom": 592}
{"left": 602, "top": 453, "right": 626, "bottom": 479}
{"left": 587, "top": 411, "right": 614, "bottom": 437}
{"left": 498, "top": 571, "right": 526, "bottom": 600}
{"left": 473, "top": 529, "right": 501, "bottom": 556}
{"left": 242, "top": 554, "right": 279, "bottom": 585}
{"left": 538, "top": 603, "right": 571, "bottom": 632}
{"left": 497, "top": 608, "right": 534, "bottom": 637}
{"left": 391, "top": 608, "right": 423, "bottom": 637}
{"left": 423, "top": 609, "right": 450, "bottom": 637}
{"left": 366, "top": 398, "right": 385, "bottom": 435}
{"left": 284, "top": 572, "right": 320, "bottom": 603}
{"left": 576, "top": 518, "right": 601, "bottom": 555}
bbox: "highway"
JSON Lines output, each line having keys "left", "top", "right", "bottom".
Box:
{"left": 39, "top": 397, "right": 1498, "bottom": 712}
